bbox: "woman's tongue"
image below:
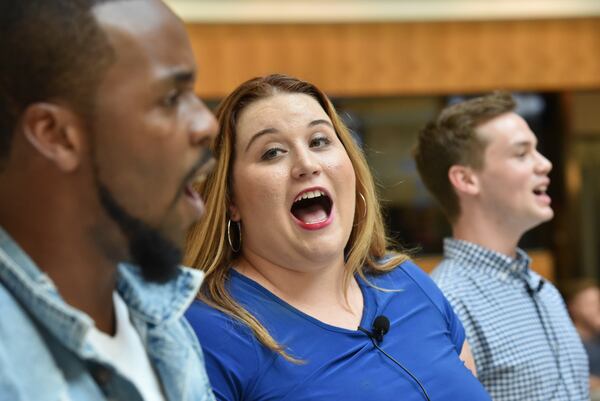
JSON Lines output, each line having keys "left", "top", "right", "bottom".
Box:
{"left": 294, "top": 203, "right": 328, "bottom": 224}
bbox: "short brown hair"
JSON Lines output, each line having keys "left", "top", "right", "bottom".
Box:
{"left": 413, "top": 92, "right": 516, "bottom": 222}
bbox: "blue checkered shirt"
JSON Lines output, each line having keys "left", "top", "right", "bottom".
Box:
{"left": 431, "top": 238, "right": 589, "bottom": 401}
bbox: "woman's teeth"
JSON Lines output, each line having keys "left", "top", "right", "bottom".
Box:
{"left": 294, "top": 189, "right": 326, "bottom": 203}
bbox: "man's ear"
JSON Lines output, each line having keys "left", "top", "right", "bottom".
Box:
{"left": 448, "top": 164, "right": 480, "bottom": 196}
{"left": 20, "top": 103, "right": 84, "bottom": 172}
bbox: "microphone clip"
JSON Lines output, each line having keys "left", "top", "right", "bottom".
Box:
{"left": 358, "top": 315, "right": 390, "bottom": 344}
{"left": 525, "top": 279, "right": 545, "bottom": 297}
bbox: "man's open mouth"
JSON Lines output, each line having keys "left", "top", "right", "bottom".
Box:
{"left": 532, "top": 181, "right": 549, "bottom": 197}
{"left": 291, "top": 188, "right": 333, "bottom": 226}
{"left": 182, "top": 157, "right": 217, "bottom": 217}
{"left": 532, "top": 180, "right": 551, "bottom": 206}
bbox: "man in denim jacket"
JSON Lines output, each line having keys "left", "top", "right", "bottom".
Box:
{"left": 0, "top": 1, "right": 218, "bottom": 400}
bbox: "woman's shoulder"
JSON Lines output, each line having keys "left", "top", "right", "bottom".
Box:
{"left": 367, "top": 258, "right": 454, "bottom": 318}
{"left": 368, "top": 257, "right": 431, "bottom": 287}
{"left": 186, "top": 298, "right": 270, "bottom": 400}
{"left": 185, "top": 297, "right": 264, "bottom": 368}
{"left": 185, "top": 297, "right": 226, "bottom": 324}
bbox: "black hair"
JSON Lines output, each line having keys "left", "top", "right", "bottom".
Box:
{"left": 0, "top": 0, "right": 118, "bottom": 167}
{"left": 97, "top": 182, "right": 182, "bottom": 283}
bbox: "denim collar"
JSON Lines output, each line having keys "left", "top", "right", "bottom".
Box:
{"left": 0, "top": 226, "right": 202, "bottom": 356}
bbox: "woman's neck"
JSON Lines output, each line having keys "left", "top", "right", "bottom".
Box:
{"left": 234, "top": 252, "right": 364, "bottom": 330}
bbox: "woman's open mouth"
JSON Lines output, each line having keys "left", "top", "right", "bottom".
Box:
{"left": 290, "top": 188, "right": 333, "bottom": 230}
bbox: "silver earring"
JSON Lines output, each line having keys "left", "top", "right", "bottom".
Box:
{"left": 358, "top": 193, "right": 367, "bottom": 219}
{"left": 227, "top": 219, "right": 241, "bottom": 252}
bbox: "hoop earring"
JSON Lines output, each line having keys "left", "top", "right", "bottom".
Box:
{"left": 358, "top": 192, "right": 367, "bottom": 219}
{"left": 227, "top": 219, "right": 241, "bottom": 253}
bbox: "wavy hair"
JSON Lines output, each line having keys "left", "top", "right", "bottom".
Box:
{"left": 185, "top": 74, "right": 408, "bottom": 361}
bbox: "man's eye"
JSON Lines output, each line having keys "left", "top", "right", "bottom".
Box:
{"left": 310, "top": 136, "right": 331, "bottom": 148}
{"left": 261, "top": 148, "right": 285, "bottom": 161}
{"left": 162, "top": 90, "right": 182, "bottom": 108}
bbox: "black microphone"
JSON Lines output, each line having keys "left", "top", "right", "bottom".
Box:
{"left": 358, "top": 315, "right": 390, "bottom": 344}
{"left": 525, "top": 279, "right": 545, "bottom": 296}
{"left": 372, "top": 315, "right": 390, "bottom": 343}
{"left": 358, "top": 315, "right": 431, "bottom": 401}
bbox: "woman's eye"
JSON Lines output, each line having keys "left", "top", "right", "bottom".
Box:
{"left": 310, "top": 136, "right": 331, "bottom": 148}
{"left": 261, "top": 148, "right": 285, "bottom": 161}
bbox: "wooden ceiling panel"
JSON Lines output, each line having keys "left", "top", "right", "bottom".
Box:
{"left": 187, "top": 18, "right": 600, "bottom": 98}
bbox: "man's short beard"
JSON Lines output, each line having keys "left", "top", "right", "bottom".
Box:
{"left": 97, "top": 182, "right": 182, "bottom": 283}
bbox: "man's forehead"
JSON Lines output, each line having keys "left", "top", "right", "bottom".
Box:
{"left": 476, "top": 112, "right": 532, "bottom": 144}
{"left": 92, "top": 0, "right": 184, "bottom": 46}
{"left": 94, "top": 0, "right": 168, "bottom": 29}
{"left": 92, "top": 0, "right": 195, "bottom": 80}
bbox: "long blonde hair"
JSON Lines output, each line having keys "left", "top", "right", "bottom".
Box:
{"left": 185, "top": 74, "right": 408, "bottom": 361}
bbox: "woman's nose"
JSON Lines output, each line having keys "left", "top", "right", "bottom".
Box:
{"left": 291, "top": 150, "right": 321, "bottom": 179}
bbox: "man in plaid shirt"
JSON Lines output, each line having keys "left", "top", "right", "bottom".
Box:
{"left": 414, "top": 92, "right": 589, "bottom": 400}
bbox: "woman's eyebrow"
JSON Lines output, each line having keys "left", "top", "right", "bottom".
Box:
{"left": 308, "top": 119, "right": 333, "bottom": 129}
{"left": 245, "top": 127, "right": 279, "bottom": 152}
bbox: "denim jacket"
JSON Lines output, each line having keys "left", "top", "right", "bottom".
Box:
{"left": 0, "top": 227, "right": 215, "bottom": 401}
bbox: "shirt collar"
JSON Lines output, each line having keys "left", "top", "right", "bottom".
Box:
{"left": 0, "top": 226, "right": 202, "bottom": 351}
{"left": 117, "top": 263, "right": 203, "bottom": 325}
{"left": 444, "top": 238, "right": 532, "bottom": 281}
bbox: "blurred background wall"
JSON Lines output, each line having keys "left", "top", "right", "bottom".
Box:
{"left": 166, "top": 0, "right": 600, "bottom": 283}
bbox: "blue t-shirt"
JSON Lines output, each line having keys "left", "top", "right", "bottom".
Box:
{"left": 186, "top": 261, "right": 491, "bottom": 401}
